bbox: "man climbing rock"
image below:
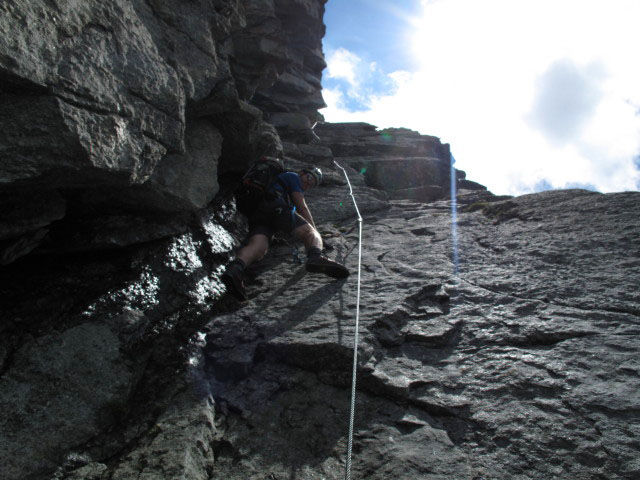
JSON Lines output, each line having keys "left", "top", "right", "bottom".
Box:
{"left": 222, "top": 165, "right": 350, "bottom": 301}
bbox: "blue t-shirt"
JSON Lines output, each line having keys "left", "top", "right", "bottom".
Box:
{"left": 271, "top": 172, "right": 303, "bottom": 201}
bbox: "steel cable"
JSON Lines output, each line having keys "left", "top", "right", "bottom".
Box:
{"left": 333, "top": 161, "right": 363, "bottom": 480}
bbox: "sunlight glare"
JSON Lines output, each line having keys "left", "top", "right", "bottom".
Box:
{"left": 322, "top": 0, "right": 640, "bottom": 195}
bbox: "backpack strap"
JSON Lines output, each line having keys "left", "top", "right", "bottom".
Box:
{"left": 267, "top": 175, "right": 291, "bottom": 203}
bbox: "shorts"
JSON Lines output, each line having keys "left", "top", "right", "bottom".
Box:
{"left": 248, "top": 198, "right": 309, "bottom": 240}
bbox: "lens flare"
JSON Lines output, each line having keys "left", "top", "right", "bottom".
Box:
{"left": 450, "top": 153, "right": 459, "bottom": 276}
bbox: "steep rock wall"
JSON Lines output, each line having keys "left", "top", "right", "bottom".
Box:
{"left": 0, "top": 0, "right": 329, "bottom": 264}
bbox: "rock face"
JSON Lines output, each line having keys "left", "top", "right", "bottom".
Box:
{"left": 1, "top": 2, "right": 640, "bottom": 480}
{"left": 200, "top": 189, "right": 640, "bottom": 480}
{"left": 0, "top": 0, "right": 329, "bottom": 263}
{"left": 314, "top": 121, "right": 483, "bottom": 202}
{"left": 5, "top": 185, "right": 637, "bottom": 480}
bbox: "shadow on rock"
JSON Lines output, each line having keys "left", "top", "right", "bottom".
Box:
{"left": 254, "top": 268, "right": 309, "bottom": 315}
{"left": 278, "top": 278, "right": 349, "bottom": 327}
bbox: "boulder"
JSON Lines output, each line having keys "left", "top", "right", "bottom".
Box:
{"left": 0, "top": 1, "right": 186, "bottom": 188}
{"left": 146, "top": 119, "right": 223, "bottom": 211}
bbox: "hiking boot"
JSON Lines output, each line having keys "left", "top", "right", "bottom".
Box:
{"left": 221, "top": 263, "right": 248, "bottom": 301}
{"left": 306, "top": 255, "right": 350, "bottom": 279}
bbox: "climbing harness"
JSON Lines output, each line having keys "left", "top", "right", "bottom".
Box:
{"left": 333, "top": 161, "right": 363, "bottom": 480}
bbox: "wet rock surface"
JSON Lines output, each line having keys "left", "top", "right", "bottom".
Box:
{"left": 0, "top": 198, "right": 250, "bottom": 479}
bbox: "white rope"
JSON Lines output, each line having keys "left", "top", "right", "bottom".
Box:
{"left": 333, "top": 161, "right": 363, "bottom": 480}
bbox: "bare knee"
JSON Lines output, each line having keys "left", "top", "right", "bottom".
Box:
{"left": 251, "top": 236, "right": 269, "bottom": 258}
{"left": 294, "top": 224, "right": 314, "bottom": 241}
{"left": 256, "top": 247, "right": 268, "bottom": 261}
{"left": 294, "top": 224, "right": 322, "bottom": 250}
{"left": 238, "top": 234, "right": 269, "bottom": 265}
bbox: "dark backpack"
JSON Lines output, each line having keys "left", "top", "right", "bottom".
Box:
{"left": 235, "top": 156, "right": 285, "bottom": 214}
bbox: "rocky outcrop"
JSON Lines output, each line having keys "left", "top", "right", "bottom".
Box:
{"left": 0, "top": 0, "right": 328, "bottom": 264}
{"left": 1, "top": 1, "right": 639, "bottom": 480}
{"left": 314, "top": 121, "right": 485, "bottom": 202}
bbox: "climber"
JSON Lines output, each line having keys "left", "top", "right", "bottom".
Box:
{"left": 222, "top": 165, "right": 350, "bottom": 301}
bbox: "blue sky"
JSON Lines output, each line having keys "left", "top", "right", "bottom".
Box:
{"left": 322, "top": 0, "right": 421, "bottom": 112}
{"left": 320, "top": 0, "right": 640, "bottom": 196}
{"left": 323, "top": 1, "right": 421, "bottom": 73}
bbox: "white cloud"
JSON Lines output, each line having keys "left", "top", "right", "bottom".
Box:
{"left": 526, "top": 59, "right": 606, "bottom": 146}
{"left": 326, "top": 48, "right": 362, "bottom": 88}
{"left": 321, "top": 0, "right": 640, "bottom": 196}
